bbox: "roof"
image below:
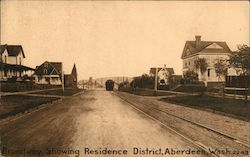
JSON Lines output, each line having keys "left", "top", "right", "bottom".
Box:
{"left": 181, "top": 40, "right": 231, "bottom": 59}
{"left": 50, "top": 62, "right": 62, "bottom": 74}
{"left": 0, "top": 61, "right": 34, "bottom": 71}
{"left": 34, "top": 61, "right": 62, "bottom": 76}
{"left": 150, "top": 67, "right": 174, "bottom": 75}
{"left": 0, "top": 44, "right": 25, "bottom": 58}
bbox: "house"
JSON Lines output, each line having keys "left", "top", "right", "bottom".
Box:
{"left": 33, "top": 61, "right": 62, "bottom": 85}
{"left": 181, "top": 35, "right": 236, "bottom": 86}
{"left": 0, "top": 44, "right": 34, "bottom": 81}
{"left": 64, "top": 64, "right": 78, "bottom": 88}
{"left": 149, "top": 65, "right": 175, "bottom": 85}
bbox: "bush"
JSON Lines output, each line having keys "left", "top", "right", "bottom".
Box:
{"left": 7, "top": 76, "right": 17, "bottom": 83}
{"left": 173, "top": 84, "right": 205, "bottom": 93}
{"left": 130, "top": 74, "right": 154, "bottom": 89}
{"left": 183, "top": 70, "right": 199, "bottom": 84}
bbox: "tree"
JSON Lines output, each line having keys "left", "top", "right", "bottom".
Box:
{"left": 229, "top": 45, "right": 250, "bottom": 103}
{"left": 194, "top": 58, "right": 208, "bottom": 81}
{"left": 214, "top": 59, "right": 228, "bottom": 98}
{"left": 130, "top": 74, "right": 154, "bottom": 89}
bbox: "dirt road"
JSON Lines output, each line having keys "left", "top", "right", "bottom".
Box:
{"left": 1, "top": 90, "right": 215, "bottom": 157}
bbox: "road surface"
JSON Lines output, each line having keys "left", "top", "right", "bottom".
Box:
{"left": 1, "top": 90, "right": 211, "bottom": 157}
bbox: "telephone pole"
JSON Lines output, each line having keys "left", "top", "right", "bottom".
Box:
{"left": 154, "top": 67, "right": 158, "bottom": 94}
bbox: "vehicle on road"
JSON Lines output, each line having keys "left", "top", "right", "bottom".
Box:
{"left": 105, "top": 80, "right": 114, "bottom": 91}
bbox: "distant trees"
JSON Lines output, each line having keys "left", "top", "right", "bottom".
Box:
{"left": 229, "top": 45, "right": 250, "bottom": 102}
{"left": 118, "top": 81, "right": 130, "bottom": 90}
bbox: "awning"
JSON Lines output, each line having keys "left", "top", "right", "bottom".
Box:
{"left": 0, "top": 62, "right": 34, "bottom": 71}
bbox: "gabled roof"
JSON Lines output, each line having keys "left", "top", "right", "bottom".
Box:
{"left": 34, "top": 61, "right": 62, "bottom": 76}
{"left": 0, "top": 44, "right": 25, "bottom": 58}
{"left": 181, "top": 40, "right": 231, "bottom": 59}
{"left": 150, "top": 67, "right": 174, "bottom": 75}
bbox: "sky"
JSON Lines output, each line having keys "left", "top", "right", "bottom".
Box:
{"left": 1, "top": 1, "right": 249, "bottom": 80}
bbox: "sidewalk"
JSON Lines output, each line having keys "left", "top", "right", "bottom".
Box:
{"left": 117, "top": 91, "right": 250, "bottom": 143}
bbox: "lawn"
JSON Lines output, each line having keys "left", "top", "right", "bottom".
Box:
{"left": 121, "top": 88, "right": 176, "bottom": 96}
{"left": 160, "top": 95, "right": 250, "bottom": 121}
{"left": 0, "top": 95, "right": 59, "bottom": 119}
{"left": 32, "top": 88, "right": 84, "bottom": 96}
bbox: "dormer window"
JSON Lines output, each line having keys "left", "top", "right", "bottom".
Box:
{"left": 19, "top": 57, "right": 21, "bottom": 65}
{"left": 4, "top": 55, "right": 7, "bottom": 63}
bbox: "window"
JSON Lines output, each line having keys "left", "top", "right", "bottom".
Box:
{"left": 4, "top": 56, "right": 7, "bottom": 63}
{"left": 207, "top": 69, "right": 210, "bottom": 77}
{"left": 44, "top": 63, "right": 48, "bottom": 68}
{"left": 19, "top": 57, "right": 21, "bottom": 65}
{"left": 44, "top": 69, "right": 48, "bottom": 74}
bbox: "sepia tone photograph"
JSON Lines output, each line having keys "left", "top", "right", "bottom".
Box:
{"left": 0, "top": 0, "right": 249, "bottom": 157}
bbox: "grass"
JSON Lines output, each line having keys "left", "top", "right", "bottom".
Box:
{"left": 160, "top": 95, "right": 250, "bottom": 121}
{"left": 121, "top": 88, "right": 176, "bottom": 96}
{"left": 0, "top": 95, "right": 59, "bottom": 119}
{"left": 32, "top": 88, "right": 84, "bottom": 96}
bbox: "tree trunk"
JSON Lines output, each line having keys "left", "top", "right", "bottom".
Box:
{"left": 244, "top": 76, "right": 248, "bottom": 104}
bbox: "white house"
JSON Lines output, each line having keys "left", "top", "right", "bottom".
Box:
{"left": 33, "top": 61, "right": 62, "bottom": 85}
{"left": 0, "top": 44, "right": 34, "bottom": 81}
{"left": 181, "top": 36, "right": 237, "bottom": 86}
{"left": 149, "top": 65, "right": 175, "bottom": 85}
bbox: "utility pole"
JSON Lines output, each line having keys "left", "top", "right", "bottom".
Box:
{"left": 154, "top": 67, "right": 158, "bottom": 93}
{"left": 62, "top": 71, "right": 64, "bottom": 93}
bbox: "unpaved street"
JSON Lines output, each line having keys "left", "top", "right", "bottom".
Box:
{"left": 1, "top": 90, "right": 214, "bottom": 157}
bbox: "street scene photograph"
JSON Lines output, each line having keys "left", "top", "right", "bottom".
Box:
{"left": 0, "top": 1, "right": 249, "bottom": 157}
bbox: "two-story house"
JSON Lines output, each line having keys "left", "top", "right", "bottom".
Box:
{"left": 181, "top": 36, "right": 236, "bottom": 86}
{"left": 33, "top": 61, "right": 62, "bottom": 85}
{"left": 0, "top": 44, "right": 34, "bottom": 81}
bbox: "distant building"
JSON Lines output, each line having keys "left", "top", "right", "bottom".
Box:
{"left": 149, "top": 65, "right": 175, "bottom": 85}
{"left": 33, "top": 61, "right": 62, "bottom": 85}
{"left": 64, "top": 64, "right": 77, "bottom": 88}
{"left": 181, "top": 35, "right": 237, "bottom": 86}
{"left": 0, "top": 44, "right": 34, "bottom": 81}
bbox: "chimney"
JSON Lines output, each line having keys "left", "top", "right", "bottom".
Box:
{"left": 195, "top": 35, "right": 201, "bottom": 48}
